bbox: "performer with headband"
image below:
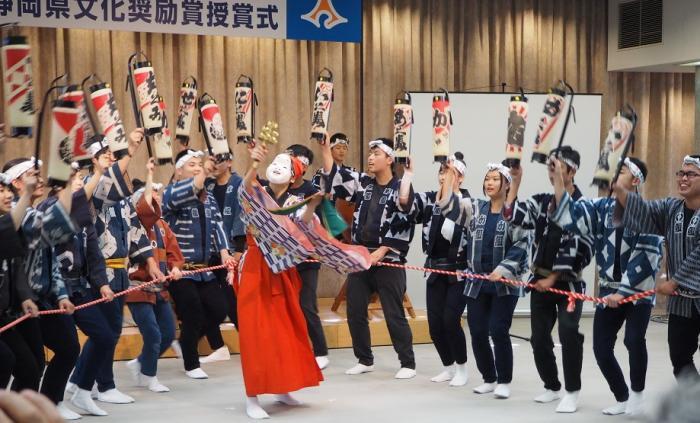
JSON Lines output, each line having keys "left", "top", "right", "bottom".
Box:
{"left": 199, "top": 152, "right": 245, "bottom": 365}
{"left": 286, "top": 144, "right": 330, "bottom": 370}
{"left": 549, "top": 156, "right": 662, "bottom": 416}
{"left": 434, "top": 160, "right": 530, "bottom": 398}
{"left": 614, "top": 154, "right": 700, "bottom": 379}
{"left": 504, "top": 146, "right": 594, "bottom": 413}
{"left": 125, "top": 160, "right": 184, "bottom": 394}
{"left": 397, "top": 152, "right": 471, "bottom": 386}
{"left": 321, "top": 136, "right": 417, "bottom": 379}
{"left": 325, "top": 133, "right": 355, "bottom": 243}
{"left": 68, "top": 129, "right": 162, "bottom": 407}
{"left": 0, "top": 158, "right": 80, "bottom": 419}
{"left": 162, "top": 149, "right": 232, "bottom": 380}
{"left": 0, "top": 174, "right": 39, "bottom": 390}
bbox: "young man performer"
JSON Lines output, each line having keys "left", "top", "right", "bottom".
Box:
{"left": 286, "top": 144, "right": 330, "bottom": 370}
{"left": 434, "top": 160, "right": 530, "bottom": 398}
{"left": 614, "top": 155, "right": 700, "bottom": 380}
{"left": 321, "top": 136, "right": 417, "bottom": 379}
{"left": 504, "top": 146, "right": 594, "bottom": 413}
{"left": 550, "top": 157, "right": 663, "bottom": 416}
{"left": 200, "top": 153, "right": 244, "bottom": 364}
{"left": 68, "top": 130, "right": 162, "bottom": 406}
{"left": 326, "top": 133, "right": 355, "bottom": 243}
{"left": 162, "top": 149, "right": 232, "bottom": 379}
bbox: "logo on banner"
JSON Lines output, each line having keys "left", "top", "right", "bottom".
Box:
{"left": 301, "top": 0, "right": 348, "bottom": 29}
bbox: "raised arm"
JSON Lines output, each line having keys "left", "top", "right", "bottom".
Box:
{"left": 550, "top": 192, "right": 601, "bottom": 237}
{"left": 613, "top": 191, "right": 671, "bottom": 236}
{"left": 117, "top": 128, "right": 145, "bottom": 175}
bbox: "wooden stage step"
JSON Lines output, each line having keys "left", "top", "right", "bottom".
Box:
{"left": 86, "top": 298, "right": 431, "bottom": 361}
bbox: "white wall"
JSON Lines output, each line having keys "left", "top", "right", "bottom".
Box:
{"left": 608, "top": 0, "right": 700, "bottom": 72}
{"left": 404, "top": 92, "right": 602, "bottom": 314}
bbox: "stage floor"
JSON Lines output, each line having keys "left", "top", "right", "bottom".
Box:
{"left": 64, "top": 317, "right": 686, "bottom": 422}
{"left": 110, "top": 298, "right": 432, "bottom": 361}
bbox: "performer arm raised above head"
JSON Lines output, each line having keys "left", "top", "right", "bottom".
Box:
{"left": 436, "top": 162, "right": 474, "bottom": 229}
{"left": 550, "top": 192, "right": 603, "bottom": 237}
{"left": 319, "top": 134, "right": 364, "bottom": 202}
{"left": 502, "top": 165, "right": 540, "bottom": 230}
{"left": 612, "top": 191, "right": 671, "bottom": 237}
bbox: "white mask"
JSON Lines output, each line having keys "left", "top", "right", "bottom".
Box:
{"left": 266, "top": 153, "right": 293, "bottom": 185}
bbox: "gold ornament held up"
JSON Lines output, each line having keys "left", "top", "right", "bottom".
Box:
{"left": 253, "top": 120, "right": 279, "bottom": 168}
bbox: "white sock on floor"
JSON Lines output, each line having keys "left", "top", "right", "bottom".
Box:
{"left": 395, "top": 367, "right": 417, "bottom": 379}
{"left": 315, "top": 356, "right": 330, "bottom": 370}
{"left": 449, "top": 363, "right": 468, "bottom": 386}
{"left": 431, "top": 365, "right": 455, "bottom": 383}
{"left": 71, "top": 389, "right": 108, "bottom": 416}
{"left": 345, "top": 363, "right": 374, "bottom": 375}
{"left": 275, "top": 393, "right": 303, "bottom": 406}
{"left": 534, "top": 389, "right": 561, "bottom": 403}
{"left": 556, "top": 391, "right": 580, "bottom": 413}
{"left": 473, "top": 383, "right": 496, "bottom": 394}
{"left": 625, "top": 391, "right": 644, "bottom": 416}
{"left": 602, "top": 401, "right": 627, "bottom": 415}
{"left": 246, "top": 396, "right": 270, "bottom": 419}
{"left": 494, "top": 384, "right": 511, "bottom": 399}
{"left": 200, "top": 346, "right": 230, "bottom": 364}
{"left": 185, "top": 368, "right": 209, "bottom": 379}
{"left": 57, "top": 402, "right": 82, "bottom": 420}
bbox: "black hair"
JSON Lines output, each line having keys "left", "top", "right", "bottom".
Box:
{"left": 550, "top": 146, "right": 580, "bottom": 172}
{"left": 286, "top": 144, "right": 314, "bottom": 165}
{"left": 482, "top": 163, "right": 510, "bottom": 197}
{"left": 132, "top": 178, "right": 145, "bottom": 192}
{"left": 175, "top": 149, "right": 195, "bottom": 164}
{"left": 330, "top": 132, "right": 350, "bottom": 145}
{"left": 625, "top": 157, "right": 648, "bottom": 181}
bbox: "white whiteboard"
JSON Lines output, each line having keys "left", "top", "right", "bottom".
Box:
{"left": 404, "top": 92, "right": 602, "bottom": 314}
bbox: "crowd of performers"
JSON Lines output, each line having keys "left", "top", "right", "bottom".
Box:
{"left": 0, "top": 124, "right": 698, "bottom": 421}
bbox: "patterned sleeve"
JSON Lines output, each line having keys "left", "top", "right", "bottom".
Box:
{"left": 85, "top": 225, "right": 108, "bottom": 290}
{"left": 127, "top": 204, "right": 154, "bottom": 264}
{"left": 91, "top": 163, "right": 131, "bottom": 210}
{"left": 21, "top": 202, "right": 76, "bottom": 250}
{"left": 229, "top": 176, "right": 246, "bottom": 240}
{"left": 614, "top": 193, "right": 670, "bottom": 236}
{"left": 50, "top": 255, "right": 69, "bottom": 303}
{"left": 552, "top": 231, "right": 594, "bottom": 277}
{"left": 550, "top": 193, "right": 602, "bottom": 236}
{"left": 618, "top": 234, "right": 664, "bottom": 297}
{"left": 411, "top": 191, "right": 430, "bottom": 224}
{"left": 212, "top": 201, "right": 231, "bottom": 252}
{"left": 495, "top": 224, "right": 531, "bottom": 280}
{"left": 164, "top": 178, "right": 201, "bottom": 212}
{"left": 674, "top": 243, "right": 700, "bottom": 292}
{"left": 327, "top": 163, "right": 365, "bottom": 202}
{"left": 504, "top": 195, "right": 545, "bottom": 230}
{"left": 437, "top": 191, "right": 474, "bottom": 229}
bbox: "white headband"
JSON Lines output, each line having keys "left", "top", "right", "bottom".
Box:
{"left": 548, "top": 154, "right": 579, "bottom": 171}
{"left": 87, "top": 140, "right": 108, "bottom": 157}
{"left": 176, "top": 150, "right": 205, "bottom": 169}
{"left": 0, "top": 173, "right": 9, "bottom": 185}
{"left": 486, "top": 163, "right": 512, "bottom": 183}
{"left": 623, "top": 158, "right": 645, "bottom": 184}
{"left": 330, "top": 137, "right": 348, "bottom": 148}
{"left": 683, "top": 155, "right": 700, "bottom": 170}
{"left": 448, "top": 155, "right": 467, "bottom": 176}
{"left": 368, "top": 139, "right": 395, "bottom": 159}
{"left": 4, "top": 158, "right": 42, "bottom": 183}
{"left": 295, "top": 155, "right": 310, "bottom": 167}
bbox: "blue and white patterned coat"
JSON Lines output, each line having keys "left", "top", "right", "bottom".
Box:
{"left": 439, "top": 193, "right": 530, "bottom": 297}
{"left": 89, "top": 164, "right": 153, "bottom": 291}
{"left": 205, "top": 173, "right": 245, "bottom": 247}
{"left": 162, "top": 178, "right": 230, "bottom": 282}
{"left": 20, "top": 198, "right": 76, "bottom": 306}
{"left": 552, "top": 193, "right": 663, "bottom": 306}
{"left": 615, "top": 193, "right": 700, "bottom": 317}
{"left": 324, "top": 164, "right": 416, "bottom": 263}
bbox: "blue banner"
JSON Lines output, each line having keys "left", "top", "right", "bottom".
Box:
{"left": 0, "top": 0, "right": 362, "bottom": 44}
